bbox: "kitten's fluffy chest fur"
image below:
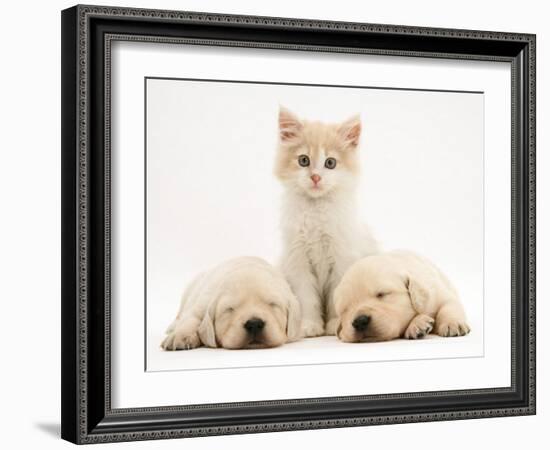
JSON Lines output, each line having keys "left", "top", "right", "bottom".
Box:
{"left": 280, "top": 189, "right": 376, "bottom": 300}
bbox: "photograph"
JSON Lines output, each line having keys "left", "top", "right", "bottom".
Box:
{"left": 1, "top": 0, "right": 544, "bottom": 447}
{"left": 60, "top": 4, "right": 535, "bottom": 444}
{"left": 145, "top": 77, "right": 484, "bottom": 372}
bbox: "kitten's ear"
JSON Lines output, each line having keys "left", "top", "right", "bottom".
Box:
{"left": 338, "top": 114, "right": 362, "bottom": 148}
{"left": 278, "top": 106, "right": 302, "bottom": 143}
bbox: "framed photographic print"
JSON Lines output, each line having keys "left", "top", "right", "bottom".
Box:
{"left": 61, "top": 4, "right": 536, "bottom": 444}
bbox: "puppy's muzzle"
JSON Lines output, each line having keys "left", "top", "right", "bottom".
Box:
{"left": 352, "top": 315, "right": 371, "bottom": 332}
{"left": 244, "top": 318, "right": 265, "bottom": 336}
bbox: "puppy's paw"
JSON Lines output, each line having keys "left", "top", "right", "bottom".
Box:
{"left": 301, "top": 319, "right": 325, "bottom": 338}
{"left": 404, "top": 314, "right": 435, "bottom": 340}
{"left": 435, "top": 320, "right": 471, "bottom": 337}
{"left": 324, "top": 318, "right": 339, "bottom": 336}
{"left": 161, "top": 330, "right": 201, "bottom": 351}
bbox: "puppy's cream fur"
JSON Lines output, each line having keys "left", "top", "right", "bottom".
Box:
{"left": 161, "top": 257, "right": 302, "bottom": 350}
{"left": 334, "top": 250, "right": 470, "bottom": 342}
{"left": 275, "top": 107, "right": 379, "bottom": 338}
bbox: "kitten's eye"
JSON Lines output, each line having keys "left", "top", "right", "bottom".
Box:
{"left": 376, "top": 292, "right": 388, "bottom": 299}
{"left": 298, "top": 154, "right": 310, "bottom": 167}
{"left": 324, "top": 157, "right": 337, "bottom": 169}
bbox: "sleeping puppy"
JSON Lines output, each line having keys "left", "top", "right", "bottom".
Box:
{"left": 161, "top": 256, "right": 302, "bottom": 350}
{"left": 334, "top": 250, "right": 470, "bottom": 342}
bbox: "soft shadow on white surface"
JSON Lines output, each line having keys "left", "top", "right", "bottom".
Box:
{"left": 147, "top": 333, "right": 481, "bottom": 372}
{"left": 34, "top": 423, "right": 60, "bottom": 438}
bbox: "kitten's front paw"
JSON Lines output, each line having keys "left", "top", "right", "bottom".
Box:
{"left": 435, "top": 320, "right": 471, "bottom": 337}
{"left": 325, "top": 318, "right": 339, "bottom": 336}
{"left": 161, "top": 330, "right": 201, "bottom": 351}
{"left": 301, "top": 319, "right": 325, "bottom": 338}
{"left": 404, "top": 314, "right": 434, "bottom": 339}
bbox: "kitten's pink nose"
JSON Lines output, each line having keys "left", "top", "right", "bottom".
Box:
{"left": 311, "top": 174, "right": 321, "bottom": 184}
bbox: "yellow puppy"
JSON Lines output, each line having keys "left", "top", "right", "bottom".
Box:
{"left": 334, "top": 250, "right": 470, "bottom": 343}
{"left": 161, "top": 256, "right": 302, "bottom": 350}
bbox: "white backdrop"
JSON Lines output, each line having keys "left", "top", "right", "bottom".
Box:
{"left": 146, "top": 77, "right": 485, "bottom": 371}
{"left": 1, "top": 0, "right": 547, "bottom": 449}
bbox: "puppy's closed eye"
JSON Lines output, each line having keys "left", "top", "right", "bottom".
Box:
{"left": 376, "top": 292, "right": 389, "bottom": 299}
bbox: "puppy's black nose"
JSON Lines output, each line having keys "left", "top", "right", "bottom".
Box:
{"left": 244, "top": 318, "right": 265, "bottom": 335}
{"left": 352, "top": 315, "right": 370, "bottom": 332}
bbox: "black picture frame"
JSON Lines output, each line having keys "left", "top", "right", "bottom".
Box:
{"left": 61, "top": 4, "right": 536, "bottom": 444}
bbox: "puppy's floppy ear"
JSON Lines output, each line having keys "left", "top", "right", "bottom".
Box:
{"left": 197, "top": 298, "right": 218, "bottom": 348}
{"left": 338, "top": 114, "right": 362, "bottom": 148}
{"left": 285, "top": 292, "right": 303, "bottom": 342}
{"left": 405, "top": 274, "right": 433, "bottom": 314}
{"left": 279, "top": 106, "right": 302, "bottom": 143}
{"left": 332, "top": 281, "right": 346, "bottom": 317}
{"left": 336, "top": 320, "right": 343, "bottom": 339}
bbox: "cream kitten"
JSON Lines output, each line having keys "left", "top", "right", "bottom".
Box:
{"left": 274, "top": 106, "right": 379, "bottom": 337}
